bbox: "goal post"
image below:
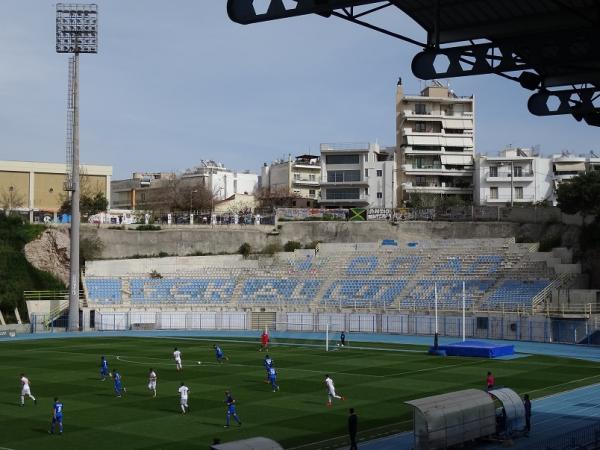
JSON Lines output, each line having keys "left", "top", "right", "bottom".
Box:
{"left": 267, "top": 321, "right": 340, "bottom": 351}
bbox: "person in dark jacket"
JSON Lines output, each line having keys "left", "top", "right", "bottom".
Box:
{"left": 523, "top": 394, "right": 532, "bottom": 435}
{"left": 348, "top": 408, "right": 358, "bottom": 450}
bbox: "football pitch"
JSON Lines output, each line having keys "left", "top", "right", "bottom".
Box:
{"left": 1, "top": 336, "right": 600, "bottom": 450}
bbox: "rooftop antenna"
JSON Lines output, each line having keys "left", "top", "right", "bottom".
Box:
{"left": 56, "top": 3, "right": 98, "bottom": 332}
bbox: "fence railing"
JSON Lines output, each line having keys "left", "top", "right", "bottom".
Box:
{"left": 527, "top": 422, "right": 600, "bottom": 450}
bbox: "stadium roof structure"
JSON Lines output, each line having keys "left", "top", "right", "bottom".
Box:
{"left": 227, "top": 0, "right": 600, "bottom": 126}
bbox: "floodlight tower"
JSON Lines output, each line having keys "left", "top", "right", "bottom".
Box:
{"left": 56, "top": 3, "right": 98, "bottom": 332}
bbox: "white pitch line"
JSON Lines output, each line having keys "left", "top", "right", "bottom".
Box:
{"left": 0, "top": 446, "right": 18, "bottom": 450}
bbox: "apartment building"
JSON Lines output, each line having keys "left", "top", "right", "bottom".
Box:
{"left": 260, "top": 154, "right": 321, "bottom": 207}
{"left": 474, "top": 148, "right": 554, "bottom": 206}
{"left": 112, "top": 161, "right": 258, "bottom": 210}
{"left": 396, "top": 79, "right": 475, "bottom": 205}
{"left": 319, "top": 142, "right": 395, "bottom": 209}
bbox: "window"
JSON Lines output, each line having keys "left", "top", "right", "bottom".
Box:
{"left": 376, "top": 169, "right": 383, "bottom": 177}
{"left": 515, "top": 186, "right": 523, "bottom": 199}
{"left": 293, "top": 173, "right": 300, "bottom": 180}
{"left": 376, "top": 192, "right": 383, "bottom": 199}
{"left": 415, "top": 122, "right": 427, "bottom": 132}
{"left": 364, "top": 169, "right": 368, "bottom": 177}
{"left": 327, "top": 170, "right": 361, "bottom": 183}
{"left": 325, "top": 154, "right": 359, "bottom": 165}
{"left": 325, "top": 188, "right": 360, "bottom": 200}
{"left": 412, "top": 145, "right": 442, "bottom": 151}
{"left": 309, "top": 189, "right": 316, "bottom": 197}
{"left": 415, "top": 103, "right": 427, "bottom": 114}
{"left": 365, "top": 188, "right": 369, "bottom": 196}
{"left": 445, "top": 147, "right": 464, "bottom": 152}
{"left": 415, "top": 176, "right": 427, "bottom": 187}
{"left": 490, "top": 187, "right": 498, "bottom": 199}
{"left": 514, "top": 166, "right": 523, "bottom": 177}
{"left": 140, "top": 192, "right": 146, "bottom": 201}
{"left": 309, "top": 174, "right": 316, "bottom": 181}
{"left": 489, "top": 166, "right": 498, "bottom": 177}
{"left": 445, "top": 129, "right": 463, "bottom": 134}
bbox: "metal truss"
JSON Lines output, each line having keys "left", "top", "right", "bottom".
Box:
{"left": 227, "top": 0, "right": 600, "bottom": 126}
{"left": 528, "top": 86, "right": 600, "bottom": 126}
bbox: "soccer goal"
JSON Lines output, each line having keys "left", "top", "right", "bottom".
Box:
{"left": 268, "top": 322, "right": 347, "bottom": 352}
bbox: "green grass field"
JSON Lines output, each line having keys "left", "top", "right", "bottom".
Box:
{"left": 1, "top": 336, "right": 600, "bottom": 450}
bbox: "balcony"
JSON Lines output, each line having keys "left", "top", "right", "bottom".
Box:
{"left": 320, "top": 179, "right": 369, "bottom": 186}
{"left": 292, "top": 178, "right": 320, "bottom": 186}
{"left": 402, "top": 182, "right": 472, "bottom": 194}
{"left": 403, "top": 164, "right": 473, "bottom": 176}
{"left": 485, "top": 172, "right": 535, "bottom": 183}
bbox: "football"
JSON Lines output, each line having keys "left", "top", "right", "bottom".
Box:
{"left": 197, "top": 361, "right": 202, "bottom": 365}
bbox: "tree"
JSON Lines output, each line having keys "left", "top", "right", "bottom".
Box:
{"left": 59, "top": 192, "right": 109, "bottom": 217}
{"left": 137, "top": 175, "right": 213, "bottom": 213}
{"left": 1, "top": 186, "right": 25, "bottom": 215}
{"left": 255, "top": 186, "right": 301, "bottom": 209}
{"left": 556, "top": 172, "right": 600, "bottom": 219}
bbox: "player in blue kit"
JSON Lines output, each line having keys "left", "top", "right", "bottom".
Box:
{"left": 100, "top": 356, "right": 109, "bottom": 381}
{"left": 49, "top": 397, "right": 63, "bottom": 435}
{"left": 113, "top": 369, "right": 126, "bottom": 397}
{"left": 223, "top": 391, "right": 242, "bottom": 428}
{"left": 263, "top": 354, "right": 273, "bottom": 383}
{"left": 268, "top": 366, "right": 279, "bottom": 392}
{"left": 214, "top": 345, "right": 228, "bottom": 363}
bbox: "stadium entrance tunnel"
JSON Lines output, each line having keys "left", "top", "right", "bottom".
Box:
{"left": 210, "top": 437, "right": 283, "bottom": 450}
{"left": 405, "top": 387, "right": 525, "bottom": 449}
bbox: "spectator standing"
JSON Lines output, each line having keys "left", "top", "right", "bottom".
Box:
{"left": 348, "top": 408, "right": 358, "bottom": 450}
{"left": 523, "top": 394, "right": 532, "bottom": 435}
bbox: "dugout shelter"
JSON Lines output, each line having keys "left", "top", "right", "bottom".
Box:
{"left": 405, "top": 387, "right": 525, "bottom": 449}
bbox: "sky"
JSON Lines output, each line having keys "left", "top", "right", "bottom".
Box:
{"left": 0, "top": 1, "right": 598, "bottom": 180}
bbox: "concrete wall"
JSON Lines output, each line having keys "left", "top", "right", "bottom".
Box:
{"left": 82, "top": 221, "right": 522, "bottom": 260}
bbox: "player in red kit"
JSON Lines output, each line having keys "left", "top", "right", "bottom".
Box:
{"left": 259, "top": 329, "right": 270, "bottom": 352}
{"left": 486, "top": 371, "right": 495, "bottom": 391}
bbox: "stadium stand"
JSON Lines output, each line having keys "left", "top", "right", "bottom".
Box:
{"left": 83, "top": 239, "right": 577, "bottom": 312}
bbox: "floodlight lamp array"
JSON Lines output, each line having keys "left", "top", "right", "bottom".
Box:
{"left": 56, "top": 3, "right": 98, "bottom": 54}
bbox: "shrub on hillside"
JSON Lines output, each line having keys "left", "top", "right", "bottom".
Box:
{"left": 262, "top": 243, "right": 283, "bottom": 255}
{"left": 136, "top": 224, "right": 161, "bottom": 231}
{"left": 283, "top": 241, "right": 302, "bottom": 252}
{"left": 238, "top": 243, "right": 252, "bottom": 258}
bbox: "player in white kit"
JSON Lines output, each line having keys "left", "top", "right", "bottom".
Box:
{"left": 148, "top": 368, "right": 157, "bottom": 397}
{"left": 173, "top": 347, "right": 183, "bottom": 371}
{"left": 178, "top": 382, "right": 190, "bottom": 414}
{"left": 20, "top": 373, "right": 37, "bottom": 406}
{"left": 324, "top": 374, "right": 345, "bottom": 407}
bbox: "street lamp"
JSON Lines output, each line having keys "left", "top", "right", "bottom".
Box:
{"left": 211, "top": 187, "right": 223, "bottom": 227}
{"left": 56, "top": 3, "right": 98, "bottom": 332}
{"left": 189, "top": 189, "right": 198, "bottom": 224}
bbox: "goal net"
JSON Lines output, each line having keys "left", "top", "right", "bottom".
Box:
{"left": 266, "top": 322, "right": 349, "bottom": 352}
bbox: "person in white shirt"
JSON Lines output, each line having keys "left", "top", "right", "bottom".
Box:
{"left": 324, "top": 374, "right": 345, "bottom": 407}
{"left": 148, "top": 368, "right": 157, "bottom": 397}
{"left": 20, "top": 373, "right": 37, "bottom": 406}
{"left": 178, "top": 382, "right": 190, "bottom": 414}
{"left": 173, "top": 347, "right": 182, "bottom": 371}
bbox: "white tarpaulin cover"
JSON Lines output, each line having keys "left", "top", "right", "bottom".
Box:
{"left": 489, "top": 388, "right": 526, "bottom": 433}
{"left": 554, "top": 162, "right": 585, "bottom": 172}
{"left": 440, "top": 154, "right": 474, "bottom": 165}
{"left": 406, "top": 389, "right": 496, "bottom": 450}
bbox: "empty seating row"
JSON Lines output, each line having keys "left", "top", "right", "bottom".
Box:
{"left": 322, "top": 280, "right": 408, "bottom": 307}
{"left": 400, "top": 280, "right": 494, "bottom": 309}
{"left": 484, "top": 280, "right": 550, "bottom": 309}
{"left": 239, "top": 279, "right": 321, "bottom": 305}
{"left": 130, "top": 278, "right": 235, "bottom": 304}
{"left": 86, "top": 278, "right": 122, "bottom": 304}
